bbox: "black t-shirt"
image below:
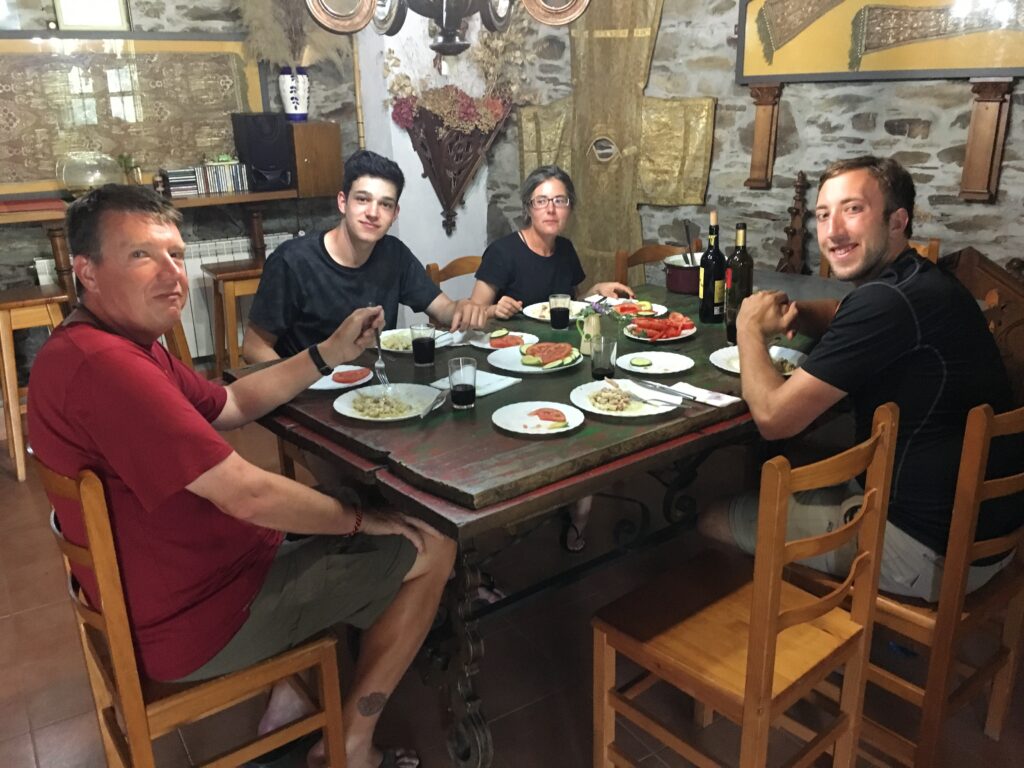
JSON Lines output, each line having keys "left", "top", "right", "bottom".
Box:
{"left": 802, "top": 251, "right": 1021, "bottom": 554}
{"left": 475, "top": 232, "right": 587, "bottom": 306}
{"left": 248, "top": 231, "right": 440, "bottom": 358}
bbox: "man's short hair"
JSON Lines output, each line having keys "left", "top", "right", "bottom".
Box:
{"left": 819, "top": 155, "right": 916, "bottom": 237}
{"left": 66, "top": 184, "right": 182, "bottom": 263}
{"left": 519, "top": 165, "right": 576, "bottom": 225}
{"left": 342, "top": 150, "right": 405, "bottom": 200}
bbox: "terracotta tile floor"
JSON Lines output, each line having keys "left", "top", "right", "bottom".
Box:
{"left": 1, "top": 422, "right": 1021, "bottom": 767}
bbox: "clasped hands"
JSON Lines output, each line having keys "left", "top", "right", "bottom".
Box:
{"left": 737, "top": 290, "right": 800, "bottom": 341}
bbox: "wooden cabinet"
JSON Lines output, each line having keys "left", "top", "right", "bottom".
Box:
{"left": 292, "top": 121, "right": 343, "bottom": 199}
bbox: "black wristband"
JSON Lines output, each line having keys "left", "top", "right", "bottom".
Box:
{"left": 308, "top": 344, "right": 333, "bottom": 376}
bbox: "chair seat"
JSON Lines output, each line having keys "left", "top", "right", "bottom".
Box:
{"left": 0, "top": 283, "right": 70, "bottom": 310}
{"left": 200, "top": 259, "right": 263, "bottom": 282}
{"left": 595, "top": 552, "right": 862, "bottom": 719}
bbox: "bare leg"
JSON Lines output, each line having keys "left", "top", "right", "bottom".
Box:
{"left": 565, "top": 495, "right": 592, "bottom": 551}
{"left": 697, "top": 497, "right": 740, "bottom": 547}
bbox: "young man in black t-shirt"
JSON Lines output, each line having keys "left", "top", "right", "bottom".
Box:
{"left": 243, "top": 150, "right": 488, "bottom": 361}
{"left": 697, "top": 155, "right": 1021, "bottom": 600}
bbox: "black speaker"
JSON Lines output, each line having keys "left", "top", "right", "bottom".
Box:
{"left": 231, "top": 113, "right": 296, "bottom": 192}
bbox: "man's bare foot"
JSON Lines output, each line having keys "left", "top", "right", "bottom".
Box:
{"left": 325, "top": 743, "right": 418, "bottom": 768}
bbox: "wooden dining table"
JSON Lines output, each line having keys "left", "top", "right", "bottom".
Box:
{"left": 233, "top": 270, "right": 849, "bottom": 768}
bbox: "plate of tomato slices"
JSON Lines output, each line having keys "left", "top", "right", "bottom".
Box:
{"left": 624, "top": 312, "right": 697, "bottom": 342}
{"left": 491, "top": 401, "right": 585, "bottom": 436}
{"left": 468, "top": 330, "right": 540, "bottom": 350}
{"left": 309, "top": 365, "right": 373, "bottom": 391}
{"left": 605, "top": 298, "right": 668, "bottom": 317}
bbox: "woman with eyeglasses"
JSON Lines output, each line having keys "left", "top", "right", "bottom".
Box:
{"left": 470, "top": 166, "right": 631, "bottom": 555}
{"left": 470, "top": 165, "right": 633, "bottom": 320}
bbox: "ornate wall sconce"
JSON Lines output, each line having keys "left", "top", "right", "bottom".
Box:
{"left": 306, "top": 0, "right": 591, "bottom": 53}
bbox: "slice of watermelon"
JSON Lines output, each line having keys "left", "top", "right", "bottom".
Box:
{"left": 528, "top": 407, "right": 566, "bottom": 422}
{"left": 525, "top": 342, "right": 574, "bottom": 366}
{"left": 490, "top": 334, "right": 524, "bottom": 348}
{"left": 332, "top": 367, "right": 371, "bottom": 384}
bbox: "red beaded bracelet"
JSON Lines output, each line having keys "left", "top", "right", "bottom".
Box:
{"left": 344, "top": 504, "right": 363, "bottom": 537}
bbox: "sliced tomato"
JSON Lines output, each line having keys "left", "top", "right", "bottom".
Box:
{"left": 525, "top": 342, "right": 573, "bottom": 365}
{"left": 489, "top": 334, "right": 524, "bottom": 348}
{"left": 528, "top": 407, "right": 566, "bottom": 422}
{"left": 332, "top": 367, "right": 371, "bottom": 384}
{"left": 613, "top": 302, "right": 639, "bottom": 315}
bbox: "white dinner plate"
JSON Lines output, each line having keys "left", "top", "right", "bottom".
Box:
{"left": 522, "top": 300, "right": 589, "bottom": 322}
{"left": 377, "top": 328, "right": 454, "bottom": 354}
{"left": 309, "top": 364, "right": 374, "bottom": 391}
{"left": 623, "top": 324, "right": 698, "bottom": 343}
{"left": 601, "top": 297, "right": 668, "bottom": 317}
{"left": 569, "top": 381, "right": 675, "bottom": 418}
{"left": 333, "top": 383, "right": 439, "bottom": 422}
{"left": 487, "top": 344, "right": 582, "bottom": 374}
{"left": 468, "top": 330, "right": 540, "bottom": 350}
{"left": 615, "top": 351, "right": 695, "bottom": 375}
{"left": 708, "top": 345, "right": 808, "bottom": 376}
{"left": 491, "top": 401, "right": 584, "bottom": 436}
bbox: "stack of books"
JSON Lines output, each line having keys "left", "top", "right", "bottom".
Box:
{"left": 159, "top": 160, "right": 250, "bottom": 199}
{"left": 162, "top": 168, "right": 199, "bottom": 198}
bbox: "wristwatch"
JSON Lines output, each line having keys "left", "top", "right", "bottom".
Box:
{"left": 308, "top": 344, "right": 333, "bottom": 376}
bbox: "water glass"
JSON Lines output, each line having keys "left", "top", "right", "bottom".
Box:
{"left": 410, "top": 323, "right": 435, "bottom": 366}
{"left": 549, "top": 293, "right": 571, "bottom": 330}
{"left": 590, "top": 335, "right": 617, "bottom": 380}
{"left": 448, "top": 357, "right": 477, "bottom": 410}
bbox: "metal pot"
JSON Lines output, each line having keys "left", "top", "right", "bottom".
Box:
{"left": 664, "top": 253, "right": 700, "bottom": 295}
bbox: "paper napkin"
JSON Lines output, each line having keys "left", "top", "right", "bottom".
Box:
{"left": 670, "top": 382, "right": 741, "bottom": 407}
{"left": 429, "top": 370, "right": 522, "bottom": 397}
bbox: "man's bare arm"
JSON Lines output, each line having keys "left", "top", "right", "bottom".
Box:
{"left": 241, "top": 323, "right": 281, "bottom": 364}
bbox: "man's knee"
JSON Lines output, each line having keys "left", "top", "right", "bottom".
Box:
{"left": 415, "top": 533, "right": 456, "bottom": 580}
{"left": 697, "top": 497, "right": 738, "bottom": 547}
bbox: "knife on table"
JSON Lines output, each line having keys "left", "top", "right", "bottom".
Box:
{"left": 627, "top": 378, "right": 697, "bottom": 402}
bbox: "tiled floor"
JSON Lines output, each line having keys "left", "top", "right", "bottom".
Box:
{"left": 1, "top": 422, "right": 1021, "bottom": 767}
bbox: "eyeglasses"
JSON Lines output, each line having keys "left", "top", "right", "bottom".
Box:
{"left": 528, "top": 195, "right": 571, "bottom": 210}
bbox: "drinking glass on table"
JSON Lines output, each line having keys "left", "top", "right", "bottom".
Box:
{"left": 410, "top": 323, "right": 435, "bottom": 366}
{"left": 590, "top": 335, "right": 617, "bottom": 380}
{"left": 549, "top": 293, "right": 571, "bottom": 330}
{"left": 448, "top": 357, "right": 477, "bottom": 410}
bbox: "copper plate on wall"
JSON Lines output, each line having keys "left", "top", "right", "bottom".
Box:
{"left": 305, "top": 0, "right": 374, "bottom": 33}
{"left": 521, "top": 0, "right": 590, "bottom": 25}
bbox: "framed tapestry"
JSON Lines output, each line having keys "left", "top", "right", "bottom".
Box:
{"left": 738, "top": 0, "right": 1024, "bottom": 84}
{"left": 0, "top": 35, "right": 262, "bottom": 195}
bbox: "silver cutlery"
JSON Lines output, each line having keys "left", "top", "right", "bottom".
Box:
{"left": 628, "top": 378, "right": 697, "bottom": 403}
{"left": 603, "top": 378, "right": 677, "bottom": 408}
{"left": 371, "top": 326, "right": 392, "bottom": 393}
{"left": 419, "top": 388, "right": 448, "bottom": 419}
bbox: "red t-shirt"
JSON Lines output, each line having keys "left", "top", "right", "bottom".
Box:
{"left": 27, "top": 321, "right": 283, "bottom": 680}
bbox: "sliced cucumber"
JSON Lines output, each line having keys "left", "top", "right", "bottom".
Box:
{"left": 546, "top": 421, "right": 568, "bottom": 430}
{"left": 490, "top": 328, "right": 509, "bottom": 338}
{"left": 542, "top": 358, "right": 564, "bottom": 369}
{"left": 570, "top": 348, "right": 581, "bottom": 360}
{"left": 519, "top": 343, "right": 532, "bottom": 355}
{"left": 521, "top": 355, "right": 542, "bottom": 366}
{"left": 636, "top": 310, "right": 656, "bottom": 317}
{"left": 630, "top": 357, "right": 653, "bottom": 368}
{"left": 637, "top": 300, "right": 652, "bottom": 310}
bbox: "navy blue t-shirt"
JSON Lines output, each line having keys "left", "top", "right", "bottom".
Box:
{"left": 475, "top": 231, "right": 586, "bottom": 306}
{"left": 248, "top": 231, "right": 440, "bottom": 357}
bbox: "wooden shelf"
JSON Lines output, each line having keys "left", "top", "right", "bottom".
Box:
{"left": 171, "top": 189, "right": 298, "bottom": 208}
{"left": 0, "top": 208, "right": 67, "bottom": 226}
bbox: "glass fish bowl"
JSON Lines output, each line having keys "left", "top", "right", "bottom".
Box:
{"left": 56, "top": 152, "right": 124, "bottom": 197}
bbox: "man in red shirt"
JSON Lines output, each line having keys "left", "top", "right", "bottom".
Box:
{"left": 28, "top": 184, "right": 453, "bottom": 768}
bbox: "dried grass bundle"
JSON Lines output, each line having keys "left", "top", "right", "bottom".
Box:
{"left": 234, "top": 0, "right": 352, "bottom": 70}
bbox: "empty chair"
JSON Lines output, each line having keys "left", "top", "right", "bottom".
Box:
{"left": 790, "top": 402, "right": 1024, "bottom": 766}
{"left": 593, "top": 403, "right": 898, "bottom": 768}
{"left": 613, "top": 239, "right": 702, "bottom": 286}
{"left": 425, "top": 255, "right": 482, "bottom": 287}
{"left": 36, "top": 456, "right": 346, "bottom": 767}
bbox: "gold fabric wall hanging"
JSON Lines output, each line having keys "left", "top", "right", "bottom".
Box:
{"left": 518, "top": 1, "right": 714, "bottom": 284}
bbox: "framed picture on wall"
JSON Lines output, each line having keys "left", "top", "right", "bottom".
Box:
{"left": 55, "top": 0, "right": 130, "bottom": 31}
{"left": 737, "top": 0, "right": 1024, "bottom": 83}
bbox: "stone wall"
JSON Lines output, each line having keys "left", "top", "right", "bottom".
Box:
{"left": 487, "top": 0, "right": 1022, "bottom": 274}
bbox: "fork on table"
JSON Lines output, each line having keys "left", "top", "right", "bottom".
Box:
{"left": 371, "top": 326, "right": 392, "bottom": 393}
{"left": 603, "top": 378, "right": 677, "bottom": 408}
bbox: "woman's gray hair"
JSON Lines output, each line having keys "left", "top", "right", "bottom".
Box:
{"left": 520, "top": 165, "right": 576, "bottom": 225}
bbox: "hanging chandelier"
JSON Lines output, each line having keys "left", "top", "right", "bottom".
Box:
{"left": 306, "top": 0, "right": 591, "bottom": 54}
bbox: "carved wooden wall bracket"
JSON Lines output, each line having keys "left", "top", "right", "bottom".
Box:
{"left": 777, "top": 171, "right": 810, "bottom": 274}
{"left": 745, "top": 83, "right": 783, "bottom": 190}
{"left": 960, "top": 78, "right": 1013, "bottom": 202}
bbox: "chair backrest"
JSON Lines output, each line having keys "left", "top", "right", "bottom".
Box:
{"left": 821, "top": 238, "right": 941, "bottom": 277}
{"left": 425, "top": 255, "right": 482, "bottom": 287}
{"left": 162, "top": 320, "right": 194, "bottom": 370}
{"left": 34, "top": 457, "right": 154, "bottom": 763}
{"left": 613, "top": 239, "right": 703, "bottom": 286}
{"left": 743, "top": 403, "right": 899, "bottom": 708}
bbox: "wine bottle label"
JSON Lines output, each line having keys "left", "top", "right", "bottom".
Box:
{"left": 726, "top": 268, "right": 733, "bottom": 289}
{"left": 714, "top": 280, "right": 724, "bottom": 304}
{"left": 698, "top": 267, "right": 705, "bottom": 299}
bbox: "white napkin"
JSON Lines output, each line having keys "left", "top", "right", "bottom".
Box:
{"left": 435, "top": 330, "right": 470, "bottom": 347}
{"left": 670, "top": 382, "right": 741, "bottom": 408}
{"left": 429, "top": 370, "right": 521, "bottom": 397}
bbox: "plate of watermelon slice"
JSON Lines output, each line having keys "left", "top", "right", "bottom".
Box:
{"left": 487, "top": 341, "right": 582, "bottom": 374}
{"left": 491, "top": 401, "right": 584, "bottom": 435}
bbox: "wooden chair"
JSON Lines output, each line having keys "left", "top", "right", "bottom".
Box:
{"left": 820, "top": 238, "right": 940, "bottom": 277}
{"left": 36, "top": 456, "right": 347, "bottom": 767}
{"left": 0, "top": 284, "right": 69, "bottom": 481}
{"left": 612, "top": 239, "right": 702, "bottom": 286}
{"left": 162, "top": 320, "right": 195, "bottom": 371}
{"left": 202, "top": 259, "right": 263, "bottom": 378}
{"left": 593, "top": 403, "right": 899, "bottom": 768}
{"left": 790, "top": 402, "right": 1024, "bottom": 766}
{"left": 425, "top": 255, "right": 481, "bottom": 287}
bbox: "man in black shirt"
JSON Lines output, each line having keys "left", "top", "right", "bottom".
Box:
{"left": 698, "top": 155, "right": 1021, "bottom": 600}
{"left": 244, "top": 150, "right": 487, "bottom": 361}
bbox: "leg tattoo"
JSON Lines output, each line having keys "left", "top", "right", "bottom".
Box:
{"left": 357, "top": 691, "right": 388, "bottom": 717}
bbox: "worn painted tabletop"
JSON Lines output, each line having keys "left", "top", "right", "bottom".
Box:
{"left": 260, "top": 272, "right": 844, "bottom": 527}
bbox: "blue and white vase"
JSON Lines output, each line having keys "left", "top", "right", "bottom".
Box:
{"left": 278, "top": 66, "right": 309, "bottom": 122}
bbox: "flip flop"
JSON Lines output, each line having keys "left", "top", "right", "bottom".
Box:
{"left": 247, "top": 732, "right": 319, "bottom": 766}
{"left": 379, "top": 747, "right": 420, "bottom": 767}
{"left": 559, "top": 508, "right": 586, "bottom": 553}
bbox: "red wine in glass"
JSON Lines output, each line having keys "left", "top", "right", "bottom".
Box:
{"left": 451, "top": 383, "right": 476, "bottom": 408}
